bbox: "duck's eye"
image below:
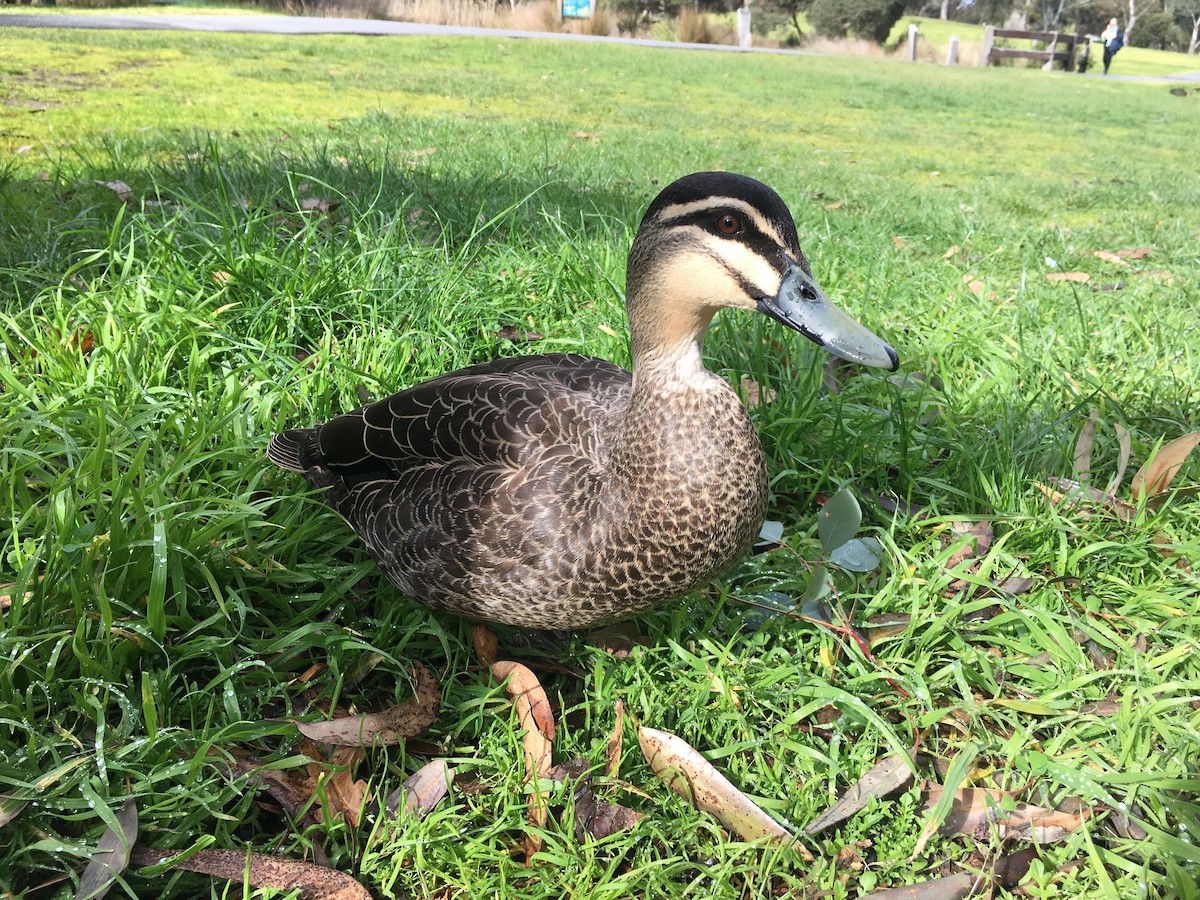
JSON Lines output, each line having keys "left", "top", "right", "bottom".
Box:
{"left": 716, "top": 214, "right": 742, "bottom": 235}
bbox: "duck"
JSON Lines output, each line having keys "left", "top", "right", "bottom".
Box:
{"left": 267, "top": 172, "right": 898, "bottom": 631}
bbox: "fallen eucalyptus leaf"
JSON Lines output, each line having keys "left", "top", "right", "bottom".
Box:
{"left": 830, "top": 537, "right": 883, "bottom": 573}
{"left": 385, "top": 759, "right": 454, "bottom": 820}
{"left": 804, "top": 755, "right": 915, "bottom": 835}
{"left": 638, "top": 725, "right": 810, "bottom": 858}
{"left": 295, "top": 662, "right": 439, "bottom": 747}
{"left": 1130, "top": 432, "right": 1200, "bottom": 501}
{"left": 75, "top": 798, "right": 138, "bottom": 900}
{"left": 130, "top": 847, "right": 370, "bottom": 899}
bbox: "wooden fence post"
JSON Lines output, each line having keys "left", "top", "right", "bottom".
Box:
{"left": 946, "top": 33, "right": 959, "bottom": 65}
{"left": 1042, "top": 32, "right": 1058, "bottom": 70}
{"left": 907, "top": 23, "right": 919, "bottom": 62}
{"left": 981, "top": 24, "right": 994, "bottom": 66}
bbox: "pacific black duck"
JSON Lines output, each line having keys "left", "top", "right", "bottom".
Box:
{"left": 268, "top": 172, "right": 898, "bottom": 630}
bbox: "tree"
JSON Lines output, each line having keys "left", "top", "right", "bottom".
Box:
{"left": 807, "top": 0, "right": 906, "bottom": 41}
{"left": 1167, "top": 0, "right": 1200, "bottom": 52}
{"left": 1127, "top": 8, "right": 1187, "bottom": 45}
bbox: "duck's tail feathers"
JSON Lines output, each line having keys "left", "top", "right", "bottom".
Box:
{"left": 267, "top": 429, "right": 321, "bottom": 473}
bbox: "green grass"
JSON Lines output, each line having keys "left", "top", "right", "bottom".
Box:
{"left": 2, "top": 22, "right": 1199, "bottom": 900}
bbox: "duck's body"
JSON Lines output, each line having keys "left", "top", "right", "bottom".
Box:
{"left": 268, "top": 173, "right": 897, "bottom": 630}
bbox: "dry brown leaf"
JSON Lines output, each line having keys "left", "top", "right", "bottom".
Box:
{"left": 605, "top": 700, "right": 625, "bottom": 779}
{"left": 570, "top": 131, "right": 601, "bottom": 140}
{"left": 739, "top": 375, "right": 777, "bottom": 408}
{"left": 471, "top": 624, "right": 498, "bottom": 668}
{"left": 74, "top": 798, "right": 137, "bottom": 900}
{"left": 923, "top": 783, "right": 1089, "bottom": 843}
{"left": 385, "top": 759, "right": 454, "bottom": 820}
{"left": 863, "top": 613, "right": 912, "bottom": 644}
{"left": 549, "top": 758, "right": 644, "bottom": 840}
{"left": 1045, "top": 271, "right": 1091, "bottom": 282}
{"left": 1117, "top": 247, "right": 1152, "bottom": 259}
{"left": 491, "top": 661, "right": 555, "bottom": 747}
{"left": 872, "top": 872, "right": 978, "bottom": 899}
{"left": 131, "top": 847, "right": 371, "bottom": 899}
{"left": 211, "top": 270, "right": 232, "bottom": 285}
{"left": 494, "top": 325, "right": 544, "bottom": 343}
{"left": 491, "top": 660, "right": 555, "bottom": 860}
{"left": 1130, "top": 432, "right": 1200, "bottom": 501}
{"left": 300, "top": 197, "right": 341, "bottom": 214}
{"left": 1074, "top": 410, "right": 1099, "bottom": 482}
{"left": 318, "top": 747, "right": 367, "bottom": 828}
{"left": 0, "top": 584, "right": 33, "bottom": 612}
{"left": 942, "top": 244, "right": 960, "bottom": 259}
{"left": 963, "top": 276, "right": 986, "bottom": 296}
{"left": 892, "top": 235, "right": 906, "bottom": 249}
{"left": 803, "top": 755, "right": 914, "bottom": 835}
{"left": 824, "top": 200, "right": 844, "bottom": 211}
{"left": 1136, "top": 270, "right": 1174, "bottom": 282}
{"left": 1036, "top": 478, "right": 1138, "bottom": 523}
{"left": 638, "top": 725, "right": 811, "bottom": 858}
{"left": 1093, "top": 250, "right": 1129, "bottom": 266}
{"left": 226, "top": 749, "right": 319, "bottom": 825}
{"left": 295, "top": 662, "right": 440, "bottom": 747}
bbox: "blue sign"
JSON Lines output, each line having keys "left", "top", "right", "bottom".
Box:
{"left": 562, "top": 0, "right": 591, "bottom": 17}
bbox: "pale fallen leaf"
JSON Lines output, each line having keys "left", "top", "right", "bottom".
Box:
{"left": 0, "top": 795, "right": 27, "bottom": 828}
{"left": 295, "top": 662, "right": 440, "bottom": 746}
{"left": 385, "top": 759, "right": 454, "bottom": 820}
{"left": 1117, "top": 247, "right": 1152, "bottom": 259}
{"left": 923, "top": 783, "right": 1089, "bottom": 843}
{"left": 95, "top": 180, "right": 134, "bottom": 203}
{"left": 892, "top": 235, "right": 906, "bottom": 249}
{"left": 803, "top": 755, "right": 914, "bottom": 835}
{"left": 1045, "top": 271, "right": 1091, "bottom": 282}
{"left": 300, "top": 197, "right": 340, "bottom": 213}
{"left": 606, "top": 700, "right": 625, "bottom": 779}
{"left": 211, "top": 270, "right": 232, "bottom": 285}
{"left": 1130, "top": 432, "right": 1200, "bottom": 501}
{"left": 1093, "top": 250, "right": 1129, "bottom": 266}
{"left": 739, "top": 375, "right": 776, "bottom": 408}
{"left": 571, "top": 131, "right": 601, "bottom": 140}
{"left": 868, "top": 872, "right": 977, "bottom": 899}
{"left": 1136, "top": 270, "right": 1174, "bottom": 282}
{"left": 1074, "top": 410, "right": 1099, "bottom": 482}
{"left": 130, "top": 847, "right": 371, "bottom": 899}
{"left": 638, "top": 725, "right": 811, "bottom": 858}
{"left": 824, "top": 200, "right": 844, "bottom": 211}
{"left": 942, "top": 244, "right": 960, "bottom": 259}
{"left": 1036, "top": 478, "right": 1137, "bottom": 523}
{"left": 1107, "top": 422, "right": 1132, "bottom": 495}
{"left": 16, "top": 145, "right": 33, "bottom": 154}
{"left": 75, "top": 798, "right": 137, "bottom": 900}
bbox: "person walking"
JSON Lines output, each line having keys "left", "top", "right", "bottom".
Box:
{"left": 1101, "top": 18, "right": 1124, "bottom": 75}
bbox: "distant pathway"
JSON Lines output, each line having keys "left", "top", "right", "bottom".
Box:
{"left": 3, "top": 12, "right": 1199, "bottom": 81}
{"left": 0, "top": 11, "right": 798, "bottom": 54}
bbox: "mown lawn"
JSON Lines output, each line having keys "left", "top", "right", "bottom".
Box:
{"left": 1, "top": 21, "right": 1198, "bottom": 900}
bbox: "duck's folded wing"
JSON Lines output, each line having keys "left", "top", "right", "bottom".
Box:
{"left": 268, "top": 353, "right": 630, "bottom": 484}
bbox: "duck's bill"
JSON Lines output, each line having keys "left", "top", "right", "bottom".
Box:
{"left": 758, "top": 264, "right": 899, "bottom": 371}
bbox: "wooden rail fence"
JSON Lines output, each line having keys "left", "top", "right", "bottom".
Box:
{"left": 981, "top": 25, "right": 1089, "bottom": 71}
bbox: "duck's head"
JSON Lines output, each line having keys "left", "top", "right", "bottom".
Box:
{"left": 626, "top": 172, "right": 898, "bottom": 375}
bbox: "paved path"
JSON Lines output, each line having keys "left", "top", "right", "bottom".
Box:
{"left": 0, "top": 11, "right": 801, "bottom": 55}
{"left": 4, "top": 12, "right": 1200, "bottom": 80}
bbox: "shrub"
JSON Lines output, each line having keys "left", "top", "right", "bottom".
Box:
{"left": 807, "top": 0, "right": 904, "bottom": 43}
{"left": 1127, "top": 11, "right": 1187, "bottom": 50}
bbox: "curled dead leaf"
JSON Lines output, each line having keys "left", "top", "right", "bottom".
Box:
{"left": 491, "top": 660, "right": 555, "bottom": 860}
{"left": 923, "top": 783, "right": 1089, "bottom": 843}
{"left": 295, "top": 662, "right": 440, "bottom": 747}
{"left": 606, "top": 700, "right": 625, "bottom": 779}
{"left": 1045, "top": 271, "right": 1091, "bottom": 282}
